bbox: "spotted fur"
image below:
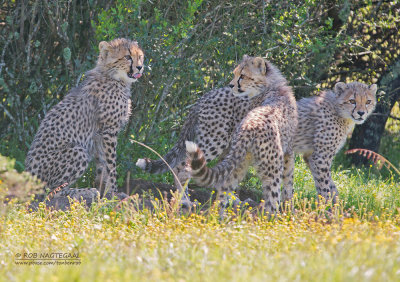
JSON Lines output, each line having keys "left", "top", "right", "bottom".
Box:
{"left": 25, "top": 38, "right": 144, "bottom": 199}
{"left": 136, "top": 55, "right": 289, "bottom": 196}
{"left": 185, "top": 81, "right": 377, "bottom": 204}
{"left": 186, "top": 56, "right": 298, "bottom": 213}
{"left": 294, "top": 82, "right": 377, "bottom": 201}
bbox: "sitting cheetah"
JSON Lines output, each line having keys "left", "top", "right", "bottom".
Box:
{"left": 294, "top": 82, "right": 377, "bottom": 201}
{"left": 138, "top": 55, "right": 297, "bottom": 212}
{"left": 25, "top": 38, "right": 144, "bottom": 199}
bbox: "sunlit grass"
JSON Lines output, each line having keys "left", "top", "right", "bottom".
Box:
{"left": 1, "top": 162, "right": 400, "bottom": 281}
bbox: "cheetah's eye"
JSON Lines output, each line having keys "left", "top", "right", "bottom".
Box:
{"left": 125, "top": 55, "right": 132, "bottom": 61}
{"left": 366, "top": 100, "right": 372, "bottom": 105}
{"left": 349, "top": 99, "right": 356, "bottom": 104}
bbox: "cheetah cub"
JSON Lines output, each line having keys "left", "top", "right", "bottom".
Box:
{"left": 25, "top": 38, "right": 144, "bottom": 199}
{"left": 185, "top": 56, "right": 297, "bottom": 213}
{"left": 294, "top": 82, "right": 377, "bottom": 202}
{"left": 136, "top": 55, "right": 292, "bottom": 202}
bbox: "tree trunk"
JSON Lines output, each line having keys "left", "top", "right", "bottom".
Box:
{"left": 348, "top": 62, "right": 400, "bottom": 166}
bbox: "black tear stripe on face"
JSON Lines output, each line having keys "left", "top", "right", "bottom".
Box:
{"left": 237, "top": 75, "right": 242, "bottom": 89}
{"left": 363, "top": 94, "right": 369, "bottom": 115}
{"left": 264, "top": 62, "right": 268, "bottom": 74}
{"left": 350, "top": 94, "right": 357, "bottom": 118}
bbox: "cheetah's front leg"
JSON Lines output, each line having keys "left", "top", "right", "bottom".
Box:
{"left": 281, "top": 152, "right": 295, "bottom": 205}
{"left": 172, "top": 161, "right": 193, "bottom": 209}
{"left": 95, "top": 133, "right": 118, "bottom": 197}
{"left": 305, "top": 153, "right": 338, "bottom": 203}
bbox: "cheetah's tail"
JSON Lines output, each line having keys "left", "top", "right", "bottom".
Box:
{"left": 136, "top": 114, "right": 198, "bottom": 174}
{"left": 185, "top": 140, "right": 249, "bottom": 188}
{"left": 136, "top": 143, "right": 184, "bottom": 174}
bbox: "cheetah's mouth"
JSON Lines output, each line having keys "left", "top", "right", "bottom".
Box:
{"left": 353, "top": 116, "right": 365, "bottom": 124}
{"left": 128, "top": 72, "right": 142, "bottom": 79}
{"left": 128, "top": 63, "right": 142, "bottom": 79}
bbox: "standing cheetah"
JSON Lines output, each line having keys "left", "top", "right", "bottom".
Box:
{"left": 136, "top": 55, "right": 292, "bottom": 200}
{"left": 294, "top": 82, "right": 377, "bottom": 202}
{"left": 184, "top": 56, "right": 297, "bottom": 213}
{"left": 138, "top": 56, "right": 297, "bottom": 213}
{"left": 25, "top": 38, "right": 144, "bottom": 199}
{"left": 187, "top": 81, "right": 377, "bottom": 205}
{"left": 138, "top": 74, "right": 377, "bottom": 204}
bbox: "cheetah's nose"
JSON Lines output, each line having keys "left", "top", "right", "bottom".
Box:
{"left": 136, "top": 66, "right": 143, "bottom": 71}
{"left": 357, "top": 111, "right": 365, "bottom": 116}
{"left": 229, "top": 84, "right": 234, "bottom": 88}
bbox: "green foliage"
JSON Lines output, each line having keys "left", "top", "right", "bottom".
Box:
{"left": 93, "top": 0, "right": 350, "bottom": 136}
{"left": 91, "top": 0, "right": 348, "bottom": 183}
{"left": 0, "top": 0, "right": 399, "bottom": 188}
{"left": 0, "top": 0, "right": 103, "bottom": 166}
{"left": 0, "top": 3, "right": 399, "bottom": 279}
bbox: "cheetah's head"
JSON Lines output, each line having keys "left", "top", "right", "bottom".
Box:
{"left": 334, "top": 82, "right": 377, "bottom": 124}
{"left": 97, "top": 38, "right": 144, "bottom": 84}
{"left": 228, "top": 55, "right": 279, "bottom": 99}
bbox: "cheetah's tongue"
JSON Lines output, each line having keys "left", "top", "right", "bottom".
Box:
{"left": 133, "top": 73, "right": 142, "bottom": 79}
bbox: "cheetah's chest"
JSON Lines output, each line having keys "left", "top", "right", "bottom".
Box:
{"left": 98, "top": 94, "right": 131, "bottom": 133}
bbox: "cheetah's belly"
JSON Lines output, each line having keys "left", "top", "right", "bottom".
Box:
{"left": 293, "top": 129, "right": 314, "bottom": 155}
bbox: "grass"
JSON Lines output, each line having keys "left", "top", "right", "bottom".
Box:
{"left": 1, "top": 158, "right": 400, "bottom": 281}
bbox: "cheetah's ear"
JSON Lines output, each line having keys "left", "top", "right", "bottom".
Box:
{"left": 253, "top": 57, "right": 268, "bottom": 75}
{"left": 369, "top": 84, "right": 378, "bottom": 95}
{"left": 99, "top": 41, "right": 111, "bottom": 60}
{"left": 334, "top": 82, "right": 347, "bottom": 95}
{"left": 99, "top": 41, "right": 111, "bottom": 52}
{"left": 242, "top": 54, "right": 250, "bottom": 61}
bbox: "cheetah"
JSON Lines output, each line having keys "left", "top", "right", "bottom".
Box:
{"left": 25, "top": 38, "right": 144, "bottom": 199}
{"left": 293, "top": 82, "right": 377, "bottom": 202}
{"left": 187, "top": 81, "right": 377, "bottom": 205}
{"left": 136, "top": 55, "right": 292, "bottom": 201}
{"left": 138, "top": 55, "right": 297, "bottom": 213}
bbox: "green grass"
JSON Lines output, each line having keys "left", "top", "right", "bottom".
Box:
{"left": 1, "top": 160, "right": 400, "bottom": 281}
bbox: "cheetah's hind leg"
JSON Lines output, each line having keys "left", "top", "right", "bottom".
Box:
{"left": 44, "top": 145, "right": 98, "bottom": 201}
{"left": 256, "top": 153, "right": 284, "bottom": 217}
{"left": 281, "top": 152, "right": 295, "bottom": 210}
{"left": 172, "top": 161, "right": 194, "bottom": 211}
